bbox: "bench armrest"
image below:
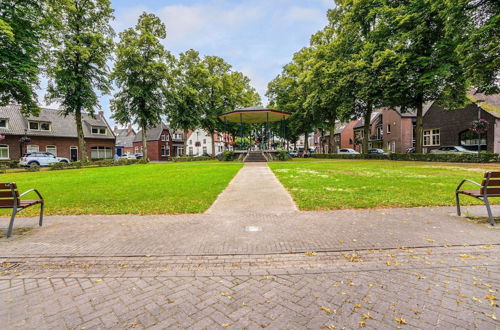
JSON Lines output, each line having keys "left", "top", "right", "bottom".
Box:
{"left": 19, "top": 188, "right": 43, "bottom": 200}
{"left": 456, "top": 179, "right": 481, "bottom": 192}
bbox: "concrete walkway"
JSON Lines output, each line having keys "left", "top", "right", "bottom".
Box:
{"left": 206, "top": 163, "right": 297, "bottom": 216}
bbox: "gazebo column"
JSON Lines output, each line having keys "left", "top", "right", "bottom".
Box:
{"left": 239, "top": 113, "right": 243, "bottom": 152}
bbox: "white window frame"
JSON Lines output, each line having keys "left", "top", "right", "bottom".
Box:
{"left": 161, "top": 134, "right": 166, "bottom": 141}
{"left": 91, "top": 146, "right": 113, "bottom": 159}
{"left": 0, "top": 144, "right": 9, "bottom": 159}
{"left": 91, "top": 127, "right": 107, "bottom": 135}
{"left": 26, "top": 145, "right": 39, "bottom": 153}
{"left": 423, "top": 129, "right": 440, "bottom": 146}
{"left": 46, "top": 145, "right": 57, "bottom": 156}
{"left": 0, "top": 119, "right": 8, "bottom": 129}
{"left": 70, "top": 146, "right": 78, "bottom": 160}
{"left": 134, "top": 146, "right": 139, "bottom": 154}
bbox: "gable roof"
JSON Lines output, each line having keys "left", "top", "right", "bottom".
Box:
{"left": 467, "top": 91, "right": 500, "bottom": 118}
{"left": 134, "top": 123, "right": 171, "bottom": 142}
{"left": 0, "top": 104, "right": 115, "bottom": 139}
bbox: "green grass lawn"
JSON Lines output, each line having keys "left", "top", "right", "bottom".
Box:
{"left": 0, "top": 161, "right": 242, "bottom": 216}
{"left": 269, "top": 159, "right": 499, "bottom": 210}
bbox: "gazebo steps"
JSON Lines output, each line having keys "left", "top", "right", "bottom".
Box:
{"left": 244, "top": 152, "right": 267, "bottom": 162}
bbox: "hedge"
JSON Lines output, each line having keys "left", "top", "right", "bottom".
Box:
{"left": 311, "top": 152, "right": 500, "bottom": 163}
{"left": 171, "top": 156, "right": 213, "bottom": 162}
{"left": 48, "top": 158, "right": 146, "bottom": 170}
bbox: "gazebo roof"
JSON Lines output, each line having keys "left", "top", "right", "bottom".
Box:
{"left": 218, "top": 107, "right": 291, "bottom": 124}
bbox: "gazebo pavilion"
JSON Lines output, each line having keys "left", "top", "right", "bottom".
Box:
{"left": 218, "top": 107, "right": 291, "bottom": 161}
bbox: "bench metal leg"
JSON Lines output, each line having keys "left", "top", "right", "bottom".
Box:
{"left": 456, "top": 193, "right": 461, "bottom": 216}
{"left": 483, "top": 197, "right": 495, "bottom": 226}
{"left": 39, "top": 202, "right": 44, "bottom": 227}
{"left": 6, "top": 209, "right": 17, "bottom": 238}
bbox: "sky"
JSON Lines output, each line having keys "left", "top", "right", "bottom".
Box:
{"left": 41, "top": 0, "right": 333, "bottom": 126}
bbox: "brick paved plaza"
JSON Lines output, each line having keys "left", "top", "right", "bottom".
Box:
{"left": 1, "top": 164, "right": 499, "bottom": 329}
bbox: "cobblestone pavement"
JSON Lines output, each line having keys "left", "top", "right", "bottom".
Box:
{"left": 1, "top": 163, "right": 499, "bottom": 329}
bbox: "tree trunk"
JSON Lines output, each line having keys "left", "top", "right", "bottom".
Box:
{"left": 142, "top": 124, "right": 148, "bottom": 160}
{"left": 363, "top": 104, "right": 372, "bottom": 154}
{"left": 328, "top": 124, "right": 336, "bottom": 154}
{"left": 183, "top": 129, "right": 189, "bottom": 156}
{"left": 304, "top": 132, "right": 309, "bottom": 157}
{"left": 415, "top": 96, "right": 424, "bottom": 154}
{"left": 211, "top": 131, "right": 216, "bottom": 157}
{"left": 75, "top": 109, "right": 88, "bottom": 162}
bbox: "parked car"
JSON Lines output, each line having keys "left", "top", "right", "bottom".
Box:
{"left": 120, "top": 154, "right": 137, "bottom": 160}
{"left": 406, "top": 147, "right": 415, "bottom": 154}
{"left": 368, "top": 148, "right": 388, "bottom": 155}
{"left": 338, "top": 148, "right": 360, "bottom": 154}
{"left": 430, "top": 146, "right": 478, "bottom": 154}
{"left": 134, "top": 153, "right": 143, "bottom": 159}
{"left": 288, "top": 151, "right": 299, "bottom": 158}
{"left": 20, "top": 152, "right": 70, "bottom": 167}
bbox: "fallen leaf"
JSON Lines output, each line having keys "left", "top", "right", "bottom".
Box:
{"left": 411, "top": 308, "right": 420, "bottom": 314}
{"left": 321, "top": 306, "right": 334, "bottom": 314}
{"left": 485, "top": 295, "right": 497, "bottom": 306}
{"left": 94, "top": 279, "right": 102, "bottom": 283}
{"left": 222, "top": 323, "right": 231, "bottom": 327}
{"left": 304, "top": 251, "right": 317, "bottom": 256}
{"left": 358, "top": 320, "right": 366, "bottom": 327}
{"left": 425, "top": 239, "right": 435, "bottom": 243}
{"left": 130, "top": 321, "right": 139, "bottom": 328}
{"left": 458, "top": 294, "right": 468, "bottom": 298}
{"left": 362, "top": 313, "right": 373, "bottom": 320}
{"left": 354, "top": 304, "right": 362, "bottom": 308}
{"left": 472, "top": 297, "right": 482, "bottom": 304}
{"left": 393, "top": 317, "right": 407, "bottom": 325}
{"left": 485, "top": 313, "right": 498, "bottom": 320}
{"left": 220, "top": 291, "right": 229, "bottom": 296}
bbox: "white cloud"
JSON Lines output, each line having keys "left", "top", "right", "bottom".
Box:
{"left": 283, "top": 6, "right": 325, "bottom": 23}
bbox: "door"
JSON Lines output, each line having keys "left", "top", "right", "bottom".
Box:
{"left": 116, "top": 147, "right": 122, "bottom": 157}
{"left": 70, "top": 147, "right": 78, "bottom": 161}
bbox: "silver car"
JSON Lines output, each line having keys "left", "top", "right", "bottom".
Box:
{"left": 20, "top": 152, "right": 70, "bottom": 167}
{"left": 338, "top": 148, "right": 360, "bottom": 154}
{"left": 430, "top": 146, "right": 477, "bottom": 154}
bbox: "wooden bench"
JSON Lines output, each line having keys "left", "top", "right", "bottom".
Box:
{"left": 456, "top": 171, "right": 500, "bottom": 226}
{"left": 0, "top": 183, "right": 44, "bottom": 238}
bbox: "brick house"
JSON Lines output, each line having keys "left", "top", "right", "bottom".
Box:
{"left": 0, "top": 104, "right": 115, "bottom": 161}
{"left": 133, "top": 123, "right": 185, "bottom": 161}
{"left": 114, "top": 125, "right": 136, "bottom": 156}
{"left": 332, "top": 120, "right": 360, "bottom": 152}
{"left": 423, "top": 92, "right": 500, "bottom": 153}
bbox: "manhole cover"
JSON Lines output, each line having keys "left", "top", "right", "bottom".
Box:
{"left": 245, "top": 226, "right": 262, "bottom": 232}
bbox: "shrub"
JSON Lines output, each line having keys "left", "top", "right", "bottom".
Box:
{"left": 26, "top": 164, "right": 40, "bottom": 172}
{"left": 0, "top": 160, "right": 20, "bottom": 168}
{"left": 0, "top": 165, "right": 6, "bottom": 174}
{"left": 218, "top": 151, "right": 235, "bottom": 161}
{"left": 49, "top": 162, "right": 67, "bottom": 170}
{"left": 276, "top": 150, "right": 291, "bottom": 161}
{"left": 311, "top": 152, "right": 499, "bottom": 163}
{"left": 172, "top": 156, "right": 212, "bottom": 162}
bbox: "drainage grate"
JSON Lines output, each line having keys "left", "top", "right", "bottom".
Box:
{"left": 245, "top": 226, "right": 262, "bottom": 232}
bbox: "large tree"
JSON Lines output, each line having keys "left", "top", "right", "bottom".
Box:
{"left": 111, "top": 13, "right": 171, "bottom": 160}
{"left": 0, "top": 1, "right": 48, "bottom": 114}
{"left": 46, "top": 0, "right": 114, "bottom": 162}
{"left": 374, "top": 0, "right": 467, "bottom": 153}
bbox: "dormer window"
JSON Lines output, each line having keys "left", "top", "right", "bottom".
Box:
{"left": 92, "top": 127, "right": 107, "bottom": 135}
{"left": 29, "top": 121, "right": 51, "bottom": 131}
{"left": 0, "top": 119, "right": 7, "bottom": 129}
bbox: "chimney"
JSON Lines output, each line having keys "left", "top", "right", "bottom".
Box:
{"left": 98, "top": 111, "right": 104, "bottom": 118}
{"left": 128, "top": 124, "right": 132, "bottom": 130}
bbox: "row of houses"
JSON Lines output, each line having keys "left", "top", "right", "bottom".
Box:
{"left": 0, "top": 104, "right": 233, "bottom": 161}
{"left": 298, "top": 92, "right": 500, "bottom": 154}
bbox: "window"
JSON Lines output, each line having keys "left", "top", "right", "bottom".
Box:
{"left": 203, "top": 146, "right": 207, "bottom": 154}
{"left": 46, "top": 145, "right": 57, "bottom": 156}
{"left": 376, "top": 127, "right": 383, "bottom": 140}
{"left": 91, "top": 127, "right": 107, "bottom": 135}
{"left": 0, "top": 144, "right": 9, "bottom": 159}
{"left": 203, "top": 139, "right": 206, "bottom": 144}
{"left": 387, "top": 124, "right": 391, "bottom": 134}
{"left": 0, "top": 119, "right": 8, "bottom": 128}
{"left": 189, "top": 140, "right": 193, "bottom": 145}
{"left": 423, "top": 129, "right": 440, "bottom": 146}
{"left": 29, "top": 122, "right": 39, "bottom": 130}
{"left": 189, "top": 147, "right": 193, "bottom": 155}
{"left": 91, "top": 146, "right": 112, "bottom": 159}
{"left": 134, "top": 146, "right": 139, "bottom": 154}
{"left": 161, "top": 134, "right": 166, "bottom": 141}
{"left": 29, "top": 121, "right": 51, "bottom": 131}
{"left": 161, "top": 145, "right": 170, "bottom": 156}
{"left": 26, "top": 145, "right": 39, "bottom": 153}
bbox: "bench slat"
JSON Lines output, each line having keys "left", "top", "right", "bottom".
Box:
{"left": 485, "top": 172, "right": 500, "bottom": 178}
{"left": 0, "top": 191, "right": 19, "bottom": 198}
{"left": 482, "top": 188, "right": 500, "bottom": 195}
{"left": 0, "top": 183, "right": 16, "bottom": 189}
{"left": 482, "top": 179, "right": 500, "bottom": 187}
{"left": 0, "top": 199, "right": 17, "bottom": 207}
